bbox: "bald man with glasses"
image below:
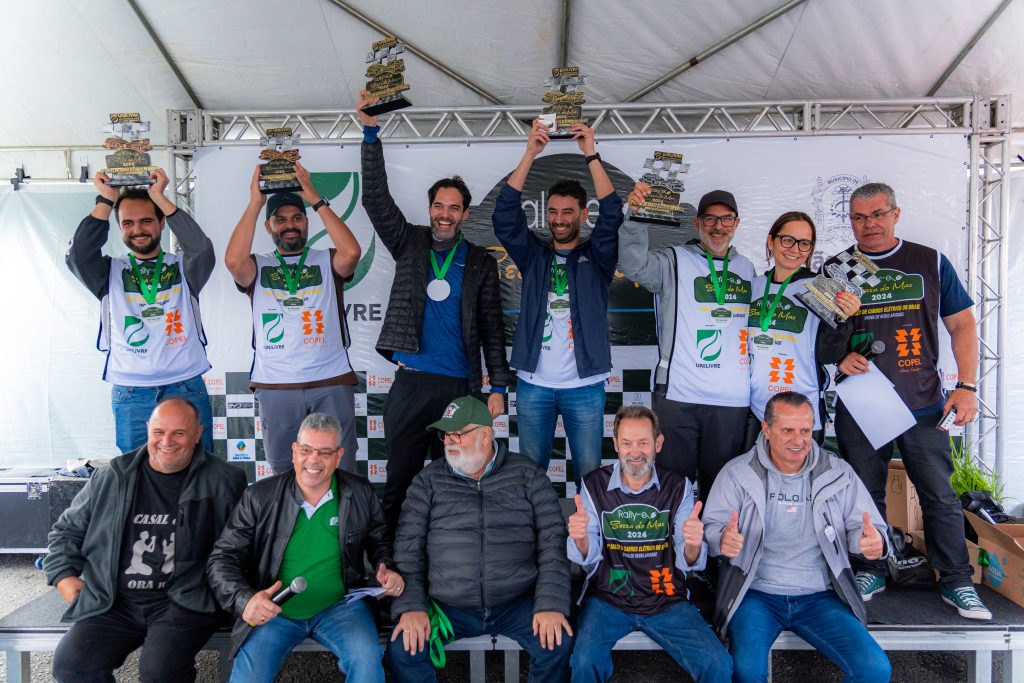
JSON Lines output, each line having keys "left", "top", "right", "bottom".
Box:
{"left": 619, "top": 187, "right": 755, "bottom": 500}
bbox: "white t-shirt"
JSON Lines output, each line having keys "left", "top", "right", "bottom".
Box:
{"left": 517, "top": 255, "right": 608, "bottom": 389}
{"left": 664, "top": 245, "right": 754, "bottom": 407}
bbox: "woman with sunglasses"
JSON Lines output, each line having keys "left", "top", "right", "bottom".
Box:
{"left": 744, "top": 212, "right": 860, "bottom": 448}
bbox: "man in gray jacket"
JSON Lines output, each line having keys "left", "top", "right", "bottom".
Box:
{"left": 387, "top": 396, "right": 572, "bottom": 683}
{"left": 703, "top": 391, "right": 891, "bottom": 682}
{"left": 44, "top": 397, "right": 247, "bottom": 683}
{"left": 619, "top": 185, "right": 754, "bottom": 499}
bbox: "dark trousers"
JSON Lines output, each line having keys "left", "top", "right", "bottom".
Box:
{"left": 652, "top": 391, "right": 748, "bottom": 501}
{"left": 835, "top": 400, "right": 973, "bottom": 588}
{"left": 382, "top": 368, "right": 470, "bottom": 533}
{"left": 52, "top": 596, "right": 222, "bottom": 683}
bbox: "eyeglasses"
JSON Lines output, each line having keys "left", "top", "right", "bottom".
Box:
{"left": 438, "top": 425, "right": 483, "bottom": 443}
{"left": 774, "top": 234, "right": 814, "bottom": 252}
{"left": 295, "top": 443, "right": 338, "bottom": 458}
{"left": 698, "top": 215, "right": 738, "bottom": 228}
{"left": 850, "top": 207, "right": 897, "bottom": 225}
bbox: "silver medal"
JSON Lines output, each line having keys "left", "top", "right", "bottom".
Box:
{"left": 427, "top": 279, "right": 451, "bottom": 302}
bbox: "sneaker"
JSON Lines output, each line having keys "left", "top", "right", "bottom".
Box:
{"left": 941, "top": 585, "right": 993, "bottom": 620}
{"left": 855, "top": 571, "right": 886, "bottom": 601}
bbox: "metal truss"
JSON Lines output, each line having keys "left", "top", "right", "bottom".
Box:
{"left": 169, "top": 97, "right": 990, "bottom": 147}
{"left": 167, "top": 95, "right": 1012, "bottom": 473}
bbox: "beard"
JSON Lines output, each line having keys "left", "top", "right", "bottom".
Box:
{"left": 445, "top": 448, "right": 490, "bottom": 476}
{"left": 550, "top": 220, "right": 581, "bottom": 245}
{"left": 621, "top": 456, "right": 654, "bottom": 479}
{"left": 272, "top": 229, "right": 308, "bottom": 253}
{"left": 430, "top": 217, "right": 462, "bottom": 243}
{"left": 122, "top": 233, "right": 160, "bottom": 256}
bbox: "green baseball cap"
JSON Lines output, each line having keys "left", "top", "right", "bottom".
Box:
{"left": 426, "top": 396, "right": 493, "bottom": 433}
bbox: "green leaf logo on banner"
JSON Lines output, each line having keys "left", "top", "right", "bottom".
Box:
{"left": 304, "top": 172, "right": 374, "bottom": 290}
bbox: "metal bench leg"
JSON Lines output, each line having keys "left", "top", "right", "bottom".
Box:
{"left": 504, "top": 649, "right": 520, "bottom": 682}
{"left": 469, "top": 650, "right": 485, "bottom": 683}
{"left": 4, "top": 650, "right": 31, "bottom": 683}
{"left": 967, "top": 649, "right": 993, "bottom": 683}
{"left": 218, "top": 646, "right": 232, "bottom": 683}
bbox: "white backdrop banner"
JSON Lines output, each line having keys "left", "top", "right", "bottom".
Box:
{"left": 1, "top": 133, "right": 971, "bottom": 484}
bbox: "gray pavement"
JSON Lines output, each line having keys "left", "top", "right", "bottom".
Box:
{"left": 0, "top": 553, "right": 989, "bottom": 681}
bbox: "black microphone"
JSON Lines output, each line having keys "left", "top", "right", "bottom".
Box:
{"left": 835, "top": 341, "right": 886, "bottom": 384}
{"left": 272, "top": 577, "right": 307, "bottom": 606}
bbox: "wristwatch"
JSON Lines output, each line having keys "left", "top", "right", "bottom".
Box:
{"left": 311, "top": 197, "right": 330, "bottom": 212}
{"left": 583, "top": 153, "right": 602, "bottom": 166}
{"left": 95, "top": 195, "right": 114, "bottom": 207}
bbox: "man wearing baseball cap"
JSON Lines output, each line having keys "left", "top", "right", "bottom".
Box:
{"left": 388, "top": 396, "right": 572, "bottom": 682}
{"left": 225, "top": 162, "right": 362, "bottom": 474}
{"left": 619, "top": 187, "right": 754, "bottom": 499}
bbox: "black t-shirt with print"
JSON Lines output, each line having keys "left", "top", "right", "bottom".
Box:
{"left": 117, "top": 458, "right": 187, "bottom": 600}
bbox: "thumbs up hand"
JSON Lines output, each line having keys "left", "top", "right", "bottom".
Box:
{"left": 568, "top": 494, "right": 591, "bottom": 556}
{"left": 859, "top": 512, "right": 884, "bottom": 560}
{"left": 682, "top": 501, "right": 704, "bottom": 564}
{"left": 721, "top": 510, "right": 744, "bottom": 558}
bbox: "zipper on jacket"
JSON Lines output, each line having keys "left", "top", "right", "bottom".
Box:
{"left": 477, "top": 479, "right": 486, "bottom": 607}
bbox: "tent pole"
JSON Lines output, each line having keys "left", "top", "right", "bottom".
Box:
{"left": 323, "top": 0, "right": 503, "bottom": 105}
{"left": 926, "top": 0, "right": 1015, "bottom": 97}
{"left": 559, "top": 0, "right": 572, "bottom": 67}
{"left": 125, "top": 0, "right": 204, "bottom": 109}
{"left": 623, "top": 0, "right": 808, "bottom": 102}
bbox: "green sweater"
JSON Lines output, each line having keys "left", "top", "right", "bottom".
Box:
{"left": 276, "top": 476, "right": 345, "bottom": 619}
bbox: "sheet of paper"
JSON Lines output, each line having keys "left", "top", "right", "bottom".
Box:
{"left": 835, "top": 361, "right": 917, "bottom": 449}
{"left": 343, "top": 586, "right": 388, "bottom": 604}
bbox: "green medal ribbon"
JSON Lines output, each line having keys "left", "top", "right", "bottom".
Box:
{"left": 758, "top": 269, "right": 795, "bottom": 332}
{"left": 427, "top": 599, "right": 455, "bottom": 669}
{"left": 274, "top": 247, "right": 309, "bottom": 296}
{"left": 429, "top": 234, "right": 464, "bottom": 283}
{"left": 128, "top": 251, "right": 165, "bottom": 305}
{"left": 704, "top": 250, "right": 730, "bottom": 306}
{"left": 550, "top": 259, "right": 568, "bottom": 296}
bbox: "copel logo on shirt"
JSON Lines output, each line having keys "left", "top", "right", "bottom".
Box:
{"left": 768, "top": 357, "right": 795, "bottom": 386}
{"left": 302, "top": 310, "right": 325, "bottom": 345}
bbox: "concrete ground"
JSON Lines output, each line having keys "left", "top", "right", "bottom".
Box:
{"left": 0, "top": 553, "right": 993, "bottom": 682}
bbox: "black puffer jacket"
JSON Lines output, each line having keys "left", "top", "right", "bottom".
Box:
{"left": 391, "top": 442, "right": 570, "bottom": 619}
{"left": 361, "top": 139, "right": 510, "bottom": 393}
{"left": 206, "top": 470, "right": 393, "bottom": 657}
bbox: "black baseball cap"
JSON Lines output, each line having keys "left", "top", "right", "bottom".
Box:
{"left": 266, "top": 192, "right": 306, "bottom": 219}
{"left": 697, "top": 190, "right": 738, "bottom": 216}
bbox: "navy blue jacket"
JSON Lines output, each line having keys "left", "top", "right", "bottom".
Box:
{"left": 492, "top": 183, "right": 623, "bottom": 378}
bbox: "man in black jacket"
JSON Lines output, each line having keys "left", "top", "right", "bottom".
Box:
{"left": 357, "top": 91, "right": 511, "bottom": 533}
{"left": 44, "top": 397, "right": 247, "bottom": 683}
{"left": 207, "top": 413, "right": 402, "bottom": 682}
{"left": 388, "top": 396, "right": 572, "bottom": 683}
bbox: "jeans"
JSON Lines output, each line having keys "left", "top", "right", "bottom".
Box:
{"left": 516, "top": 378, "right": 605, "bottom": 486}
{"left": 112, "top": 374, "right": 214, "bottom": 454}
{"left": 255, "top": 384, "right": 358, "bottom": 475}
{"left": 230, "top": 598, "right": 384, "bottom": 683}
{"left": 387, "top": 594, "right": 571, "bottom": 683}
{"left": 571, "top": 597, "right": 731, "bottom": 683}
{"left": 728, "top": 590, "right": 891, "bottom": 683}
{"left": 52, "top": 596, "right": 222, "bottom": 683}
{"left": 835, "top": 401, "right": 973, "bottom": 587}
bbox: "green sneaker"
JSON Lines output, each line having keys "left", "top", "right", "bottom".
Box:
{"left": 941, "top": 585, "right": 993, "bottom": 620}
{"left": 855, "top": 571, "right": 886, "bottom": 601}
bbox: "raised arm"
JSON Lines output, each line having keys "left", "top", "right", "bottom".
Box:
{"left": 294, "top": 161, "right": 361, "bottom": 278}
{"left": 618, "top": 187, "right": 673, "bottom": 294}
{"left": 65, "top": 173, "right": 119, "bottom": 299}
{"left": 223, "top": 165, "right": 265, "bottom": 288}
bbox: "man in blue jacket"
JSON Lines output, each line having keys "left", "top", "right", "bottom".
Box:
{"left": 492, "top": 120, "right": 623, "bottom": 486}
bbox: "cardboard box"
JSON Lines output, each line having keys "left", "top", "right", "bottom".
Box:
{"left": 964, "top": 510, "right": 1024, "bottom": 607}
{"left": 906, "top": 528, "right": 982, "bottom": 584}
{"left": 885, "top": 460, "right": 923, "bottom": 533}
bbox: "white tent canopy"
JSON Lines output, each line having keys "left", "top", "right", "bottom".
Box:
{"left": 2, "top": 0, "right": 1023, "bottom": 508}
